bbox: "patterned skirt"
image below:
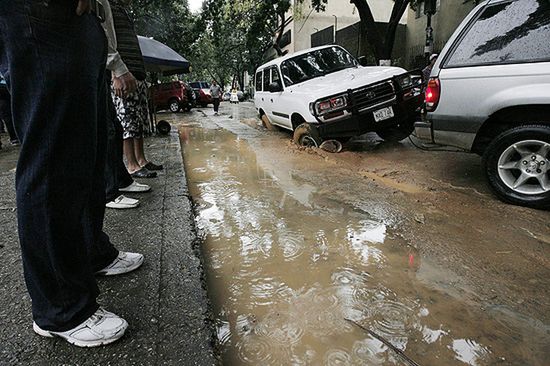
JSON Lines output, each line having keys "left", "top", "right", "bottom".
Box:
{"left": 112, "top": 80, "right": 150, "bottom": 139}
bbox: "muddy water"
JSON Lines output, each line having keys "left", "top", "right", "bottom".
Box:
{"left": 180, "top": 123, "right": 548, "bottom": 366}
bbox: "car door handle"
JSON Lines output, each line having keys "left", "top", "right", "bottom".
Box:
{"left": 270, "top": 99, "right": 273, "bottom": 103}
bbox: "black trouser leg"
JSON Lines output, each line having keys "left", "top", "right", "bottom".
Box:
{"left": 0, "top": 1, "right": 116, "bottom": 332}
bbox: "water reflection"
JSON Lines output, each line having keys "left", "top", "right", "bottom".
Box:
{"left": 181, "top": 125, "right": 549, "bottom": 366}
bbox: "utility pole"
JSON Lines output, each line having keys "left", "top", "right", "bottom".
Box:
{"left": 332, "top": 15, "right": 338, "bottom": 44}
{"left": 424, "top": 0, "right": 437, "bottom": 62}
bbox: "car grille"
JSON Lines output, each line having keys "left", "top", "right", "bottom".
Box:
{"left": 351, "top": 81, "right": 395, "bottom": 113}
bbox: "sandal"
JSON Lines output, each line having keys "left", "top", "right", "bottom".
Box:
{"left": 130, "top": 168, "right": 157, "bottom": 178}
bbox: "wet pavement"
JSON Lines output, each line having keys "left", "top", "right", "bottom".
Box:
{"left": 174, "top": 103, "right": 550, "bottom": 366}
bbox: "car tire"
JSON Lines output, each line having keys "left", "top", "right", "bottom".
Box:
{"left": 376, "top": 119, "right": 414, "bottom": 142}
{"left": 261, "top": 114, "right": 278, "bottom": 131}
{"left": 169, "top": 99, "right": 180, "bottom": 113}
{"left": 482, "top": 124, "right": 550, "bottom": 209}
{"left": 293, "top": 123, "right": 322, "bottom": 148}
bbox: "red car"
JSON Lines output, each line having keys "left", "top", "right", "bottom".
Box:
{"left": 189, "top": 81, "right": 212, "bottom": 107}
{"left": 150, "top": 81, "right": 195, "bottom": 113}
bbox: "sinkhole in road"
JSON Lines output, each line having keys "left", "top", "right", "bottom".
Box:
{"left": 179, "top": 123, "right": 547, "bottom": 366}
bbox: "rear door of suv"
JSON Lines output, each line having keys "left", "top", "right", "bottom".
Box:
{"left": 431, "top": 0, "right": 550, "bottom": 149}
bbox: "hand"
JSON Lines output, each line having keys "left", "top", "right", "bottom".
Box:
{"left": 112, "top": 72, "right": 138, "bottom": 98}
{"left": 76, "top": 0, "right": 91, "bottom": 16}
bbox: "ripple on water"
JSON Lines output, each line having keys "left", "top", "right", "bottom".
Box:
{"left": 368, "top": 299, "right": 417, "bottom": 350}
{"left": 254, "top": 311, "right": 304, "bottom": 346}
{"left": 295, "top": 287, "right": 353, "bottom": 337}
{"left": 324, "top": 349, "right": 352, "bottom": 366}
{"left": 236, "top": 334, "right": 292, "bottom": 365}
{"left": 277, "top": 229, "right": 304, "bottom": 261}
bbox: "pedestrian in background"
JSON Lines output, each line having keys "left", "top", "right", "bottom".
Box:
{"left": 0, "top": 0, "right": 143, "bottom": 347}
{"left": 210, "top": 80, "right": 222, "bottom": 115}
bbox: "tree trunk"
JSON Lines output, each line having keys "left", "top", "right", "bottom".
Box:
{"left": 351, "top": 0, "right": 410, "bottom": 64}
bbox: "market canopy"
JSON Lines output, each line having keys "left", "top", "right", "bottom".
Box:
{"left": 138, "top": 36, "right": 190, "bottom": 75}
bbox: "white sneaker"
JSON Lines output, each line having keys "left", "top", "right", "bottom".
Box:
{"left": 96, "top": 251, "right": 144, "bottom": 276}
{"left": 33, "top": 308, "right": 128, "bottom": 348}
{"left": 119, "top": 181, "right": 151, "bottom": 193}
{"left": 105, "top": 195, "right": 140, "bottom": 209}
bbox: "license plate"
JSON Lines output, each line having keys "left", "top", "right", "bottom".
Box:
{"left": 373, "top": 106, "right": 394, "bottom": 122}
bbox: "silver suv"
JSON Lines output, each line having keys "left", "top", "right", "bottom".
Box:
{"left": 415, "top": 0, "right": 550, "bottom": 209}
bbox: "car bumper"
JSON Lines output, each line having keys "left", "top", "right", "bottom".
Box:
{"left": 316, "top": 94, "right": 423, "bottom": 139}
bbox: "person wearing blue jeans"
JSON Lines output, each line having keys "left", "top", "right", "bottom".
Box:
{"left": 0, "top": 0, "right": 144, "bottom": 347}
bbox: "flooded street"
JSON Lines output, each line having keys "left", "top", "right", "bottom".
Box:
{"left": 174, "top": 103, "right": 549, "bottom": 365}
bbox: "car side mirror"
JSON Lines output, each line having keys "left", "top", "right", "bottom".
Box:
{"left": 268, "top": 81, "right": 283, "bottom": 93}
{"left": 357, "top": 56, "right": 368, "bottom": 67}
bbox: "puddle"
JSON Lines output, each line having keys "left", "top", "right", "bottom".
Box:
{"left": 180, "top": 124, "right": 549, "bottom": 366}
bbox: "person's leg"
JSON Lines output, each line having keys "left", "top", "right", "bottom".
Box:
{"left": 123, "top": 138, "right": 142, "bottom": 173}
{"left": 115, "top": 121, "right": 135, "bottom": 189}
{"left": 104, "top": 79, "right": 121, "bottom": 203}
{"left": 0, "top": 1, "right": 105, "bottom": 331}
{"left": 0, "top": 94, "right": 18, "bottom": 143}
{"left": 86, "top": 76, "right": 119, "bottom": 270}
{"left": 134, "top": 136, "right": 148, "bottom": 167}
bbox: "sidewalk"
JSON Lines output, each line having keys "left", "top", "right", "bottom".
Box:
{"left": 0, "top": 132, "right": 217, "bottom": 365}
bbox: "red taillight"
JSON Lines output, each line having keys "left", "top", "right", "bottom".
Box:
{"left": 425, "top": 78, "right": 440, "bottom": 112}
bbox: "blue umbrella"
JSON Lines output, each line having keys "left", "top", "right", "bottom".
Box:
{"left": 138, "top": 36, "right": 190, "bottom": 75}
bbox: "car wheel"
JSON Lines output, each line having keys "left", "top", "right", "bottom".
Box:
{"left": 482, "top": 124, "right": 550, "bottom": 209}
{"left": 293, "top": 123, "right": 322, "bottom": 148}
{"left": 261, "top": 114, "right": 278, "bottom": 131}
{"left": 169, "top": 99, "right": 180, "bottom": 113}
{"left": 376, "top": 119, "right": 414, "bottom": 142}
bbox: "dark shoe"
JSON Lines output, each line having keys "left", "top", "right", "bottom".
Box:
{"left": 130, "top": 168, "right": 157, "bottom": 178}
{"left": 143, "top": 162, "right": 163, "bottom": 171}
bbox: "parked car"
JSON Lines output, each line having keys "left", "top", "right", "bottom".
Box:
{"left": 222, "top": 92, "right": 231, "bottom": 101}
{"left": 254, "top": 45, "right": 424, "bottom": 146}
{"left": 190, "top": 81, "right": 212, "bottom": 107}
{"left": 414, "top": 0, "right": 550, "bottom": 209}
{"left": 150, "top": 81, "right": 195, "bottom": 112}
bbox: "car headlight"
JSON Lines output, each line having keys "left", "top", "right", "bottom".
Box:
{"left": 314, "top": 94, "right": 348, "bottom": 116}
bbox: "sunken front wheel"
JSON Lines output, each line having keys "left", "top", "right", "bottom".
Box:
{"left": 483, "top": 125, "right": 550, "bottom": 209}
{"left": 293, "top": 123, "right": 322, "bottom": 148}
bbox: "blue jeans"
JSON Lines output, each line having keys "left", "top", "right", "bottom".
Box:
{"left": 0, "top": 0, "right": 118, "bottom": 331}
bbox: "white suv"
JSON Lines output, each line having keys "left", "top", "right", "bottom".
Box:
{"left": 414, "top": 0, "right": 550, "bottom": 209}
{"left": 254, "top": 45, "right": 424, "bottom": 146}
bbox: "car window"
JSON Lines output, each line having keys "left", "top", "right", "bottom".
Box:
{"left": 263, "top": 69, "right": 271, "bottom": 91}
{"left": 271, "top": 67, "right": 282, "bottom": 88}
{"left": 255, "top": 71, "right": 263, "bottom": 92}
{"left": 280, "top": 46, "right": 357, "bottom": 86}
{"left": 190, "top": 82, "right": 199, "bottom": 89}
{"left": 201, "top": 82, "right": 211, "bottom": 89}
{"left": 446, "top": 0, "right": 550, "bottom": 67}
